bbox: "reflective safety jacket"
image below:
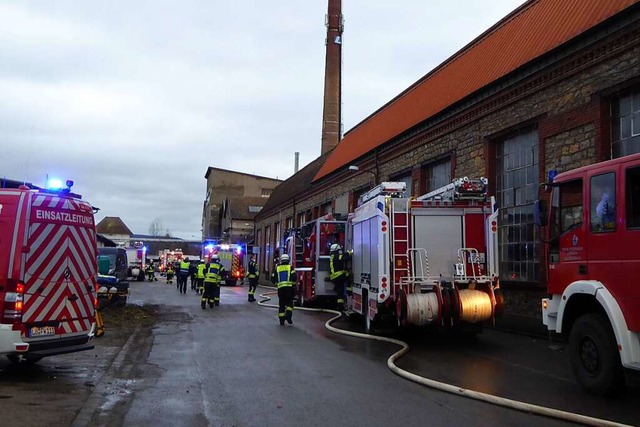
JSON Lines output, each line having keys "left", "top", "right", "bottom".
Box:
{"left": 247, "top": 261, "right": 259, "bottom": 279}
{"left": 179, "top": 260, "right": 190, "bottom": 275}
{"left": 271, "top": 264, "right": 297, "bottom": 288}
{"left": 329, "top": 252, "right": 348, "bottom": 280}
{"left": 204, "top": 262, "right": 225, "bottom": 283}
{"left": 196, "top": 263, "right": 206, "bottom": 279}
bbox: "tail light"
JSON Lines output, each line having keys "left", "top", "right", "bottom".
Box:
{"left": 2, "top": 279, "right": 25, "bottom": 330}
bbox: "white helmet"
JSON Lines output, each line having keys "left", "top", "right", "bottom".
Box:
{"left": 330, "top": 243, "right": 342, "bottom": 252}
{"left": 211, "top": 254, "right": 220, "bottom": 262}
{"left": 280, "top": 254, "right": 290, "bottom": 263}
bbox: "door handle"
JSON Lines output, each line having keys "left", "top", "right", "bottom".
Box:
{"left": 578, "top": 265, "right": 587, "bottom": 275}
{"left": 68, "top": 294, "right": 79, "bottom": 301}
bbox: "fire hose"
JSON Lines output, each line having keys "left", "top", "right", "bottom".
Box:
{"left": 257, "top": 288, "right": 631, "bottom": 427}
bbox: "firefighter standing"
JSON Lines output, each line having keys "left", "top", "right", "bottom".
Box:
{"left": 196, "top": 260, "right": 206, "bottom": 295}
{"left": 329, "top": 243, "right": 350, "bottom": 311}
{"left": 202, "top": 254, "right": 225, "bottom": 308}
{"left": 166, "top": 264, "right": 175, "bottom": 284}
{"left": 177, "top": 258, "right": 190, "bottom": 294}
{"left": 189, "top": 261, "right": 198, "bottom": 290}
{"left": 271, "top": 254, "right": 297, "bottom": 325}
{"left": 146, "top": 263, "right": 157, "bottom": 282}
{"left": 247, "top": 255, "right": 259, "bottom": 302}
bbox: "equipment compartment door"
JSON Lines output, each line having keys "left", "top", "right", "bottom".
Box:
{"left": 412, "top": 212, "right": 464, "bottom": 280}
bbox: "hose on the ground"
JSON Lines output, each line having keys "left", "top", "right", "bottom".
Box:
{"left": 257, "top": 288, "right": 631, "bottom": 427}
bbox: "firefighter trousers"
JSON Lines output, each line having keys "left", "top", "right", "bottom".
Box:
{"left": 178, "top": 273, "right": 188, "bottom": 294}
{"left": 202, "top": 281, "right": 220, "bottom": 307}
{"left": 196, "top": 278, "right": 204, "bottom": 294}
{"left": 332, "top": 275, "right": 347, "bottom": 310}
{"left": 248, "top": 278, "right": 258, "bottom": 301}
{"left": 277, "top": 286, "right": 294, "bottom": 324}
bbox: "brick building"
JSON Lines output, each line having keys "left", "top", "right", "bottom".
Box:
{"left": 255, "top": 0, "right": 640, "bottom": 323}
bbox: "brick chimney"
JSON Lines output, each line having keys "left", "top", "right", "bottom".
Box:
{"left": 320, "top": 0, "right": 343, "bottom": 155}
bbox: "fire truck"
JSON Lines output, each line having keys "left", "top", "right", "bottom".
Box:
{"left": 539, "top": 152, "right": 640, "bottom": 396}
{"left": 160, "top": 248, "right": 183, "bottom": 272}
{"left": 202, "top": 241, "right": 246, "bottom": 285}
{"left": 346, "top": 179, "right": 503, "bottom": 334}
{"left": 284, "top": 214, "right": 347, "bottom": 307}
{"left": 0, "top": 178, "right": 97, "bottom": 364}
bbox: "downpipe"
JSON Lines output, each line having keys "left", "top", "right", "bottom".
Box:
{"left": 258, "top": 287, "right": 630, "bottom": 427}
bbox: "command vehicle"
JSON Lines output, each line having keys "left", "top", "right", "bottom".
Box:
{"left": 346, "top": 179, "right": 503, "bottom": 334}
{"left": 202, "top": 241, "right": 246, "bottom": 285}
{"left": 0, "top": 178, "right": 97, "bottom": 364}
{"left": 284, "top": 213, "right": 347, "bottom": 307}
{"left": 538, "top": 152, "right": 640, "bottom": 396}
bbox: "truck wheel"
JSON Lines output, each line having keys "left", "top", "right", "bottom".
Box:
{"left": 569, "top": 313, "right": 625, "bottom": 396}
{"left": 7, "top": 355, "right": 43, "bottom": 365}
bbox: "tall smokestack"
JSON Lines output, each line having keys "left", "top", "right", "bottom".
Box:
{"left": 294, "top": 152, "right": 300, "bottom": 173}
{"left": 320, "top": 0, "right": 343, "bottom": 155}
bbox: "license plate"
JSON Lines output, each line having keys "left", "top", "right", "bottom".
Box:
{"left": 468, "top": 253, "right": 486, "bottom": 263}
{"left": 30, "top": 326, "right": 56, "bottom": 337}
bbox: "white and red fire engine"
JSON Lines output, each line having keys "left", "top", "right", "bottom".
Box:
{"left": 284, "top": 213, "right": 347, "bottom": 307}
{"left": 202, "top": 241, "right": 246, "bottom": 285}
{"left": 0, "top": 178, "right": 97, "bottom": 364}
{"left": 159, "top": 248, "right": 183, "bottom": 272}
{"left": 539, "top": 152, "right": 640, "bottom": 396}
{"left": 346, "top": 178, "right": 503, "bottom": 334}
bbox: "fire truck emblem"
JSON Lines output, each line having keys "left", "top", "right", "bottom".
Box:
{"left": 64, "top": 267, "right": 71, "bottom": 279}
{"left": 572, "top": 235, "right": 579, "bottom": 246}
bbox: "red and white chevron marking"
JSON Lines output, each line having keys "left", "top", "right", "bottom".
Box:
{"left": 22, "top": 194, "right": 96, "bottom": 335}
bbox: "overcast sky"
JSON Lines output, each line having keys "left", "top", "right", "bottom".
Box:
{"left": 0, "top": 0, "right": 525, "bottom": 240}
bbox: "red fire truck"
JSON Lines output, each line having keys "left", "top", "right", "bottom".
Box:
{"left": 0, "top": 178, "right": 97, "bottom": 364}
{"left": 202, "top": 241, "right": 246, "bottom": 285}
{"left": 539, "top": 152, "right": 640, "bottom": 396}
{"left": 346, "top": 179, "right": 503, "bottom": 334}
{"left": 284, "top": 214, "right": 347, "bottom": 307}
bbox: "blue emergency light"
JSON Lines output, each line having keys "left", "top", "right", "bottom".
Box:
{"left": 547, "top": 169, "right": 558, "bottom": 183}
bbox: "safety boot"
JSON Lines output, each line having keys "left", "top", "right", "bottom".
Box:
{"left": 201, "top": 301, "right": 206, "bottom": 309}
{"left": 279, "top": 319, "right": 285, "bottom": 325}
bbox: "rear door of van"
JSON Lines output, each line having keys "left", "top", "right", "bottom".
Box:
{"left": 21, "top": 193, "right": 97, "bottom": 342}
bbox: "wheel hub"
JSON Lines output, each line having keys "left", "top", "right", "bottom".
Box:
{"left": 580, "top": 336, "right": 600, "bottom": 375}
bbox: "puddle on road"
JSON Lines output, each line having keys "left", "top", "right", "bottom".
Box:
{"left": 100, "top": 379, "right": 137, "bottom": 411}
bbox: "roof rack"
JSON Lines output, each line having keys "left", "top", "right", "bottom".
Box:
{"left": 416, "top": 177, "right": 488, "bottom": 202}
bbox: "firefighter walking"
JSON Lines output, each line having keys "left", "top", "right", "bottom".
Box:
{"left": 202, "top": 254, "right": 225, "bottom": 309}
{"left": 146, "top": 263, "right": 157, "bottom": 282}
{"left": 329, "top": 243, "right": 350, "bottom": 311}
{"left": 177, "top": 258, "right": 190, "bottom": 294}
{"left": 271, "top": 254, "right": 297, "bottom": 325}
{"left": 247, "top": 255, "right": 259, "bottom": 302}
{"left": 196, "top": 260, "right": 206, "bottom": 294}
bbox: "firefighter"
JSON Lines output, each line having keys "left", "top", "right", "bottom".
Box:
{"left": 146, "top": 263, "right": 157, "bottom": 282}
{"left": 329, "top": 243, "right": 350, "bottom": 311}
{"left": 196, "top": 260, "right": 206, "bottom": 295}
{"left": 247, "top": 255, "right": 259, "bottom": 302}
{"left": 177, "top": 257, "right": 190, "bottom": 294}
{"left": 202, "top": 254, "right": 225, "bottom": 309}
{"left": 166, "top": 264, "right": 175, "bottom": 284}
{"left": 271, "top": 254, "right": 297, "bottom": 325}
{"left": 189, "top": 260, "right": 198, "bottom": 290}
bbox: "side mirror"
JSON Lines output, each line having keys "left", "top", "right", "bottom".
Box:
{"left": 534, "top": 199, "right": 548, "bottom": 227}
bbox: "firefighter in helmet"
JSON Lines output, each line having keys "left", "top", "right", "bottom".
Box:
{"left": 270, "top": 254, "right": 297, "bottom": 325}
{"left": 146, "top": 263, "right": 157, "bottom": 282}
{"left": 166, "top": 263, "right": 175, "bottom": 285}
{"left": 247, "top": 255, "right": 259, "bottom": 302}
{"left": 202, "top": 254, "right": 225, "bottom": 309}
{"left": 329, "top": 243, "right": 350, "bottom": 311}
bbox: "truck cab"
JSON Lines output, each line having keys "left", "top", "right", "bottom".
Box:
{"left": 540, "top": 152, "right": 640, "bottom": 395}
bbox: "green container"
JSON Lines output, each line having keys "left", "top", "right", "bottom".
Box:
{"left": 97, "top": 255, "right": 111, "bottom": 275}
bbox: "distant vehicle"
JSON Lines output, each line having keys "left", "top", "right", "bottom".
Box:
{"left": 0, "top": 177, "right": 97, "bottom": 364}
{"left": 201, "top": 242, "right": 246, "bottom": 285}
{"left": 128, "top": 261, "right": 145, "bottom": 282}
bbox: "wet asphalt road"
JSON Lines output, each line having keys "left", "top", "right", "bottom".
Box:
{"left": 76, "top": 277, "right": 638, "bottom": 426}
{"left": 2, "top": 276, "right": 638, "bottom": 426}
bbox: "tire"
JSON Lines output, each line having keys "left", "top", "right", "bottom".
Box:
{"left": 569, "top": 313, "right": 625, "bottom": 396}
{"left": 7, "top": 355, "right": 43, "bottom": 365}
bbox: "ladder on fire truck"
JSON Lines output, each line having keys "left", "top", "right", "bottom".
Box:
{"left": 415, "top": 176, "right": 488, "bottom": 203}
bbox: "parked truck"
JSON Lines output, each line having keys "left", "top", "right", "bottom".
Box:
{"left": 0, "top": 178, "right": 97, "bottom": 364}
{"left": 538, "top": 152, "right": 640, "bottom": 396}
{"left": 346, "top": 179, "right": 503, "bottom": 334}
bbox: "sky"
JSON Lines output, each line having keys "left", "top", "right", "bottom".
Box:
{"left": 0, "top": 0, "right": 525, "bottom": 239}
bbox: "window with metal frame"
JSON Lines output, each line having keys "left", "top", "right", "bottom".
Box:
{"left": 424, "top": 158, "right": 451, "bottom": 193}
{"left": 611, "top": 90, "right": 640, "bottom": 157}
{"left": 496, "top": 129, "right": 540, "bottom": 283}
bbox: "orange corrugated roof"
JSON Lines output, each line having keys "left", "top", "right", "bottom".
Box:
{"left": 314, "top": 0, "right": 639, "bottom": 181}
